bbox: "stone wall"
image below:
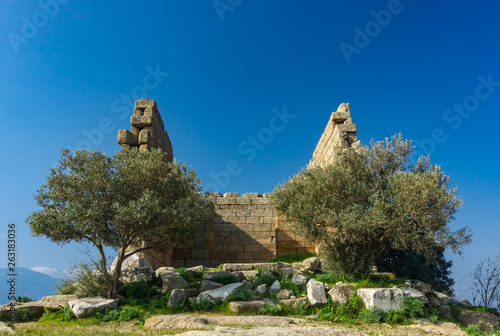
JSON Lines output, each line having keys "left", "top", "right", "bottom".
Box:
{"left": 117, "top": 99, "right": 354, "bottom": 268}
{"left": 309, "top": 103, "right": 360, "bottom": 167}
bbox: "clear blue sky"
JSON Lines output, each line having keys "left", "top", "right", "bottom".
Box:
{"left": 1, "top": 0, "right": 499, "bottom": 301}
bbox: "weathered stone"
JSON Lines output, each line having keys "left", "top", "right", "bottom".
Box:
{"left": 167, "top": 289, "right": 198, "bottom": 307}
{"left": 242, "top": 271, "right": 259, "bottom": 280}
{"left": 0, "top": 301, "right": 44, "bottom": 320}
{"left": 130, "top": 115, "right": 152, "bottom": 127}
{"left": 196, "top": 282, "right": 244, "bottom": 303}
{"left": 357, "top": 288, "right": 402, "bottom": 312}
{"left": 110, "top": 253, "right": 154, "bottom": 283}
{"left": 0, "top": 322, "right": 14, "bottom": 334}
{"left": 439, "top": 304, "right": 453, "bottom": 320}
{"left": 200, "top": 280, "right": 223, "bottom": 292}
{"left": 185, "top": 265, "right": 205, "bottom": 273}
{"left": 291, "top": 274, "right": 309, "bottom": 286}
{"left": 269, "top": 280, "right": 281, "bottom": 293}
{"left": 415, "top": 282, "right": 433, "bottom": 294}
{"left": 232, "top": 271, "right": 246, "bottom": 282}
{"left": 457, "top": 309, "right": 500, "bottom": 331}
{"left": 144, "top": 314, "right": 210, "bottom": 330}
{"left": 203, "top": 271, "right": 234, "bottom": 281}
{"left": 402, "top": 288, "right": 428, "bottom": 304}
{"left": 328, "top": 282, "right": 353, "bottom": 305}
{"left": 306, "top": 279, "right": 327, "bottom": 307}
{"left": 39, "top": 294, "right": 78, "bottom": 311}
{"left": 280, "top": 297, "right": 309, "bottom": 307}
{"left": 277, "top": 289, "right": 295, "bottom": 300}
{"left": 68, "top": 297, "right": 117, "bottom": 318}
{"left": 301, "top": 257, "right": 322, "bottom": 273}
{"left": 330, "top": 111, "right": 351, "bottom": 123}
{"left": 256, "top": 284, "right": 267, "bottom": 295}
{"left": 458, "top": 298, "right": 472, "bottom": 306}
{"left": 173, "top": 326, "right": 368, "bottom": 335}
{"left": 117, "top": 129, "right": 137, "bottom": 146}
{"left": 155, "top": 267, "right": 188, "bottom": 291}
{"left": 138, "top": 129, "right": 151, "bottom": 144}
{"left": 229, "top": 300, "right": 266, "bottom": 313}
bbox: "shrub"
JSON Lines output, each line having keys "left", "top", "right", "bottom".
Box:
{"left": 254, "top": 274, "right": 277, "bottom": 287}
{"left": 15, "top": 295, "right": 34, "bottom": 303}
{"left": 360, "top": 308, "right": 385, "bottom": 323}
{"left": 316, "top": 273, "right": 341, "bottom": 285}
{"left": 257, "top": 302, "right": 281, "bottom": 315}
{"left": 16, "top": 308, "right": 32, "bottom": 322}
{"left": 429, "top": 313, "right": 439, "bottom": 323}
{"left": 401, "top": 296, "right": 424, "bottom": 317}
{"left": 193, "top": 298, "right": 214, "bottom": 312}
{"left": 215, "top": 274, "right": 238, "bottom": 285}
{"left": 178, "top": 269, "right": 203, "bottom": 283}
{"left": 464, "top": 324, "right": 482, "bottom": 336}
{"left": 124, "top": 280, "right": 151, "bottom": 302}
{"left": 338, "top": 293, "right": 364, "bottom": 319}
{"left": 227, "top": 285, "right": 253, "bottom": 302}
{"left": 384, "top": 309, "right": 407, "bottom": 324}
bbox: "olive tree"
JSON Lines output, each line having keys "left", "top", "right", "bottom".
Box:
{"left": 271, "top": 134, "right": 472, "bottom": 278}
{"left": 27, "top": 148, "right": 213, "bottom": 298}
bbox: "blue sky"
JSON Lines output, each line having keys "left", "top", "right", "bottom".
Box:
{"left": 1, "top": 0, "right": 499, "bottom": 301}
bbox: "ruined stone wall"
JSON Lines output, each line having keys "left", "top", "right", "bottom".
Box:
{"left": 117, "top": 99, "right": 353, "bottom": 269}
{"left": 309, "top": 103, "right": 360, "bottom": 167}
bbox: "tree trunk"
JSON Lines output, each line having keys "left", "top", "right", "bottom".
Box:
{"left": 109, "top": 246, "right": 126, "bottom": 299}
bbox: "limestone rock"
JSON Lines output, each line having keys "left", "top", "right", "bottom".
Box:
{"left": 68, "top": 297, "right": 117, "bottom": 318}
{"left": 337, "top": 102, "right": 350, "bottom": 113}
{"left": 196, "top": 282, "right": 243, "bottom": 303}
{"left": 144, "top": 314, "right": 210, "bottom": 330}
{"left": 242, "top": 271, "right": 258, "bottom": 280}
{"left": 185, "top": 265, "right": 205, "bottom": 273}
{"left": 173, "top": 326, "right": 367, "bottom": 335}
{"left": 223, "top": 263, "right": 255, "bottom": 272}
{"left": 280, "top": 297, "right": 308, "bottom": 307}
{"left": 109, "top": 253, "right": 154, "bottom": 283}
{"left": 117, "top": 129, "right": 137, "bottom": 146}
{"left": 0, "top": 301, "right": 44, "bottom": 320}
{"left": 200, "top": 280, "right": 223, "bottom": 292}
{"left": 39, "top": 294, "right": 78, "bottom": 311}
{"left": 0, "top": 322, "right": 14, "bottom": 335}
{"left": 402, "top": 288, "right": 428, "bottom": 304}
{"left": 357, "top": 288, "right": 402, "bottom": 312}
{"left": 256, "top": 284, "right": 267, "bottom": 295}
{"left": 232, "top": 271, "right": 246, "bottom": 282}
{"left": 167, "top": 289, "right": 198, "bottom": 307}
{"left": 203, "top": 271, "right": 234, "bottom": 281}
{"left": 155, "top": 267, "right": 188, "bottom": 291}
{"left": 456, "top": 309, "right": 500, "bottom": 331}
{"left": 458, "top": 298, "right": 472, "bottom": 307}
{"left": 328, "top": 282, "right": 353, "bottom": 305}
{"left": 301, "top": 257, "right": 322, "bottom": 273}
{"left": 306, "top": 279, "right": 327, "bottom": 307}
{"left": 291, "top": 274, "right": 309, "bottom": 286}
{"left": 277, "top": 289, "right": 295, "bottom": 300}
{"left": 269, "top": 280, "right": 281, "bottom": 293}
{"left": 415, "top": 282, "right": 433, "bottom": 294}
{"left": 438, "top": 304, "right": 453, "bottom": 320}
{"left": 229, "top": 300, "right": 265, "bottom": 313}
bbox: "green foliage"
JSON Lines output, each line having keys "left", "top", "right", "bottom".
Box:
{"left": 62, "top": 307, "right": 76, "bottom": 322}
{"left": 280, "top": 278, "right": 306, "bottom": 296}
{"left": 384, "top": 309, "right": 408, "bottom": 324}
{"left": 124, "top": 280, "right": 150, "bottom": 303}
{"left": 269, "top": 253, "right": 316, "bottom": 263}
{"left": 99, "top": 307, "right": 140, "bottom": 322}
{"left": 469, "top": 305, "right": 499, "bottom": 315}
{"left": 316, "top": 273, "right": 341, "bottom": 285}
{"left": 227, "top": 285, "right": 254, "bottom": 302}
{"left": 485, "top": 329, "right": 500, "bottom": 336}
{"left": 338, "top": 293, "right": 364, "bottom": 319}
{"left": 15, "top": 295, "right": 34, "bottom": 303}
{"left": 464, "top": 324, "right": 482, "bottom": 335}
{"left": 401, "top": 296, "right": 424, "bottom": 318}
{"left": 27, "top": 148, "right": 214, "bottom": 298}
{"left": 254, "top": 274, "right": 277, "bottom": 287}
{"left": 16, "top": 307, "right": 33, "bottom": 322}
{"left": 271, "top": 134, "right": 472, "bottom": 278}
{"left": 257, "top": 302, "right": 281, "bottom": 315}
{"left": 429, "top": 314, "right": 439, "bottom": 323}
{"left": 58, "top": 253, "right": 109, "bottom": 298}
{"left": 215, "top": 273, "right": 238, "bottom": 285}
{"left": 192, "top": 298, "right": 215, "bottom": 312}
{"left": 377, "top": 247, "right": 455, "bottom": 295}
{"left": 177, "top": 269, "right": 203, "bottom": 284}
{"left": 360, "top": 308, "right": 385, "bottom": 323}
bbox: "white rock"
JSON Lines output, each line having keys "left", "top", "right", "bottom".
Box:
{"left": 68, "top": 296, "right": 117, "bottom": 318}
{"left": 269, "top": 280, "right": 281, "bottom": 293}
{"left": 306, "top": 279, "right": 327, "bottom": 307}
{"left": 357, "top": 288, "right": 402, "bottom": 312}
{"left": 196, "top": 282, "right": 244, "bottom": 304}
{"left": 291, "top": 274, "right": 309, "bottom": 286}
{"left": 256, "top": 284, "right": 267, "bottom": 295}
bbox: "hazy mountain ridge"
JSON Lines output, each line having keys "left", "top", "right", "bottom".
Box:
{"left": 0, "top": 267, "right": 58, "bottom": 304}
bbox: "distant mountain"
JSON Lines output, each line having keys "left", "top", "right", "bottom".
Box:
{"left": 0, "top": 267, "right": 59, "bottom": 304}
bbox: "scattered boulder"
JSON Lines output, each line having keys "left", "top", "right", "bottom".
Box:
{"left": 0, "top": 301, "right": 44, "bottom": 320}
{"left": 167, "top": 289, "right": 199, "bottom": 307}
{"left": 232, "top": 271, "right": 246, "bottom": 282}
{"left": 196, "top": 282, "right": 244, "bottom": 304}
{"left": 357, "top": 288, "right": 402, "bottom": 312}
{"left": 402, "top": 288, "right": 429, "bottom": 304}
{"left": 301, "top": 257, "right": 322, "bottom": 273}
{"left": 39, "top": 294, "right": 78, "bottom": 311}
{"left": 145, "top": 314, "right": 210, "bottom": 330}
{"left": 200, "top": 280, "right": 223, "bottom": 292}
{"left": 0, "top": 322, "right": 14, "bottom": 335}
{"left": 456, "top": 309, "right": 500, "bottom": 331}
{"left": 306, "top": 279, "right": 327, "bottom": 307}
{"left": 280, "top": 296, "right": 308, "bottom": 307}
{"left": 291, "top": 274, "right": 309, "bottom": 286}
{"left": 223, "top": 263, "right": 255, "bottom": 272}
{"left": 203, "top": 271, "right": 234, "bottom": 281}
{"left": 185, "top": 265, "right": 204, "bottom": 273}
{"left": 277, "top": 289, "right": 295, "bottom": 300}
{"left": 256, "top": 284, "right": 267, "bottom": 295}
{"left": 242, "top": 271, "right": 259, "bottom": 280}
{"left": 68, "top": 297, "right": 117, "bottom": 318}
{"left": 415, "top": 282, "right": 433, "bottom": 294}
{"left": 109, "top": 253, "right": 154, "bottom": 283}
{"left": 155, "top": 267, "right": 189, "bottom": 291}
{"left": 229, "top": 300, "right": 266, "bottom": 313}
{"left": 458, "top": 298, "right": 472, "bottom": 307}
{"left": 269, "top": 280, "right": 281, "bottom": 293}
{"left": 327, "top": 282, "right": 353, "bottom": 305}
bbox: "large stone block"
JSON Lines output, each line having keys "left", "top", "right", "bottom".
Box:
{"left": 306, "top": 279, "right": 327, "bottom": 307}
{"left": 330, "top": 111, "right": 351, "bottom": 123}
{"left": 131, "top": 115, "right": 153, "bottom": 127}
{"left": 117, "top": 129, "right": 137, "bottom": 146}
{"left": 357, "top": 288, "right": 402, "bottom": 312}
{"left": 68, "top": 297, "right": 117, "bottom": 318}
{"left": 138, "top": 129, "right": 151, "bottom": 144}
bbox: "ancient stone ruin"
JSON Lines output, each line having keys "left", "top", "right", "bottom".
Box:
{"left": 118, "top": 99, "right": 359, "bottom": 269}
